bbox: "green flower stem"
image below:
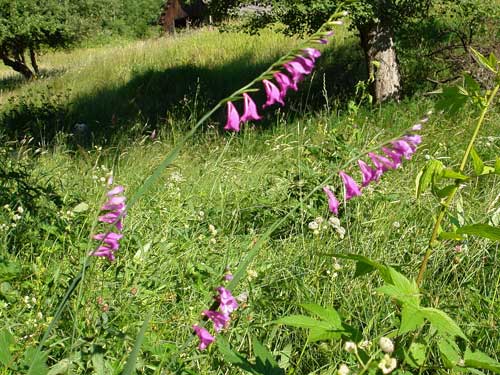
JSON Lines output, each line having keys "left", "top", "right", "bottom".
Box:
{"left": 416, "top": 82, "right": 500, "bottom": 287}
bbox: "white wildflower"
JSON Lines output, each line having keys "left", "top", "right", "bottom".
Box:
{"left": 344, "top": 341, "right": 357, "bottom": 353}
{"left": 379, "top": 337, "right": 394, "bottom": 353}
{"left": 337, "top": 363, "right": 350, "bottom": 375}
{"left": 378, "top": 354, "right": 397, "bottom": 374}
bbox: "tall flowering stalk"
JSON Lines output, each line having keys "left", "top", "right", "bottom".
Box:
{"left": 192, "top": 277, "right": 239, "bottom": 350}
{"left": 323, "top": 115, "right": 428, "bottom": 215}
{"left": 91, "top": 185, "right": 126, "bottom": 261}
{"left": 221, "top": 13, "right": 347, "bottom": 132}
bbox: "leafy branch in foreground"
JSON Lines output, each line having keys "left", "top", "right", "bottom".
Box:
{"left": 416, "top": 48, "right": 500, "bottom": 286}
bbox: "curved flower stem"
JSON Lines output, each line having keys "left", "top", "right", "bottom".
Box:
{"left": 416, "top": 82, "right": 500, "bottom": 287}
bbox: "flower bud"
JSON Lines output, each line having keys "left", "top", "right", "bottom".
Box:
{"left": 337, "top": 364, "right": 350, "bottom": 375}
{"left": 344, "top": 341, "right": 357, "bottom": 353}
{"left": 379, "top": 337, "right": 394, "bottom": 353}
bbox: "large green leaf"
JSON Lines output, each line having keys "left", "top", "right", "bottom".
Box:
{"left": 456, "top": 224, "right": 500, "bottom": 242}
{"left": 23, "top": 348, "right": 48, "bottom": 375}
{"left": 438, "top": 339, "right": 461, "bottom": 369}
{"left": 377, "top": 267, "right": 420, "bottom": 306}
{"left": 300, "top": 304, "right": 342, "bottom": 328}
{"left": 0, "top": 329, "right": 14, "bottom": 367}
{"left": 327, "top": 253, "right": 391, "bottom": 283}
{"left": 276, "top": 315, "right": 333, "bottom": 331}
{"left": 399, "top": 303, "right": 425, "bottom": 334}
{"left": 253, "top": 338, "right": 284, "bottom": 375}
{"left": 470, "top": 48, "right": 498, "bottom": 74}
{"left": 216, "top": 336, "right": 254, "bottom": 373}
{"left": 435, "top": 86, "right": 468, "bottom": 114}
{"left": 421, "top": 308, "right": 466, "bottom": 339}
{"left": 470, "top": 147, "right": 485, "bottom": 175}
{"left": 465, "top": 348, "right": 500, "bottom": 373}
{"left": 416, "top": 160, "right": 444, "bottom": 198}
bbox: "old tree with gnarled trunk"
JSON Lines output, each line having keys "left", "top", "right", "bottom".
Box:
{"left": 0, "top": 0, "right": 91, "bottom": 79}
{"left": 212, "top": 0, "right": 432, "bottom": 102}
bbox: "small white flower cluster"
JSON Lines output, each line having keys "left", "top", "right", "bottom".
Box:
{"left": 1, "top": 204, "right": 24, "bottom": 230}
{"left": 307, "top": 216, "right": 346, "bottom": 238}
{"left": 23, "top": 296, "right": 37, "bottom": 309}
{"left": 91, "top": 165, "right": 113, "bottom": 186}
{"left": 208, "top": 224, "right": 217, "bottom": 244}
{"left": 326, "top": 257, "right": 343, "bottom": 278}
{"left": 338, "top": 337, "right": 397, "bottom": 374}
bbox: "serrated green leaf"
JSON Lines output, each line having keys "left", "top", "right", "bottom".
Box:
{"left": 300, "top": 304, "right": 342, "bottom": 328}
{"left": 47, "top": 359, "right": 72, "bottom": 375}
{"left": 308, "top": 327, "right": 343, "bottom": 342}
{"left": 438, "top": 339, "right": 461, "bottom": 369}
{"left": 253, "top": 338, "right": 284, "bottom": 375}
{"left": 441, "top": 169, "right": 469, "bottom": 180}
{"left": 417, "top": 160, "right": 444, "bottom": 198}
{"left": 436, "top": 85, "right": 468, "bottom": 114}
{"left": 276, "top": 315, "right": 332, "bottom": 331}
{"left": 327, "top": 253, "right": 391, "bottom": 283}
{"left": 465, "top": 348, "right": 500, "bottom": 373}
{"left": 456, "top": 224, "right": 500, "bottom": 242}
{"left": 0, "top": 329, "right": 14, "bottom": 367}
{"left": 438, "top": 231, "right": 465, "bottom": 241}
{"left": 408, "top": 342, "right": 427, "bottom": 367}
{"left": 400, "top": 304, "right": 425, "bottom": 334}
{"left": 470, "top": 147, "right": 485, "bottom": 175}
{"left": 435, "top": 184, "right": 456, "bottom": 198}
{"left": 378, "top": 267, "right": 420, "bottom": 306}
{"left": 422, "top": 308, "right": 466, "bottom": 339}
{"left": 470, "top": 48, "right": 497, "bottom": 74}
{"left": 216, "top": 336, "right": 254, "bottom": 373}
{"left": 24, "top": 348, "right": 48, "bottom": 375}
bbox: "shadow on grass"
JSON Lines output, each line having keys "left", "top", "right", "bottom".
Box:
{"left": 0, "top": 67, "right": 67, "bottom": 92}
{"left": 0, "top": 39, "right": 367, "bottom": 145}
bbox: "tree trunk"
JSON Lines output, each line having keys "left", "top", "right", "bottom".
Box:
{"left": 0, "top": 50, "right": 34, "bottom": 79}
{"left": 29, "top": 47, "right": 39, "bottom": 75}
{"left": 359, "top": 21, "right": 401, "bottom": 103}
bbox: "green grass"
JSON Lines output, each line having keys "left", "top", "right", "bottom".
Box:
{"left": 0, "top": 27, "right": 499, "bottom": 374}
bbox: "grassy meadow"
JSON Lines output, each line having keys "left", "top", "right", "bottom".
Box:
{"left": 0, "top": 26, "right": 499, "bottom": 374}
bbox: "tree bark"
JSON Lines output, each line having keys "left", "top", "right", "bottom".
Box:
{"left": 29, "top": 47, "right": 39, "bottom": 75}
{"left": 359, "top": 21, "right": 402, "bottom": 103}
{"left": 0, "top": 49, "right": 34, "bottom": 79}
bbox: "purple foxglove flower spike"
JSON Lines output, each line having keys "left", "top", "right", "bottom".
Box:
{"left": 293, "top": 56, "right": 315, "bottom": 74}
{"left": 339, "top": 171, "right": 362, "bottom": 200}
{"left": 107, "top": 185, "right": 124, "bottom": 196}
{"left": 224, "top": 101, "right": 241, "bottom": 132}
{"left": 323, "top": 186, "right": 339, "bottom": 215}
{"left": 274, "top": 72, "right": 298, "bottom": 96}
{"left": 262, "top": 80, "right": 285, "bottom": 108}
{"left": 368, "top": 152, "right": 396, "bottom": 172}
{"left": 92, "top": 185, "right": 126, "bottom": 261}
{"left": 284, "top": 61, "right": 307, "bottom": 83}
{"left": 358, "top": 160, "right": 380, "bottom": 186}
{"left": 382, "top": 147, "right": 402, "bottom": 168}
{"left": 404, "top": 135, "right": 422, "bottom": 150}
{"left": 240, "top": 93, "right": 262, "bottom": 123}
{"left": 192, "top": 325, "right": 215, "bottom": 350}
{"left": 303, "top": 48, "right": 321, "bottom": 60}
{"left": 391, "top": 140, "right": 414, "bottom": 160}
{"left": 216, "top": 287, "right": 238, "bottom": 315}
{"left": 412, "top": 123, "right": 422, "bottom": 131}
{"left": 203, "top": 310, "right": 229, "bottom": 333}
